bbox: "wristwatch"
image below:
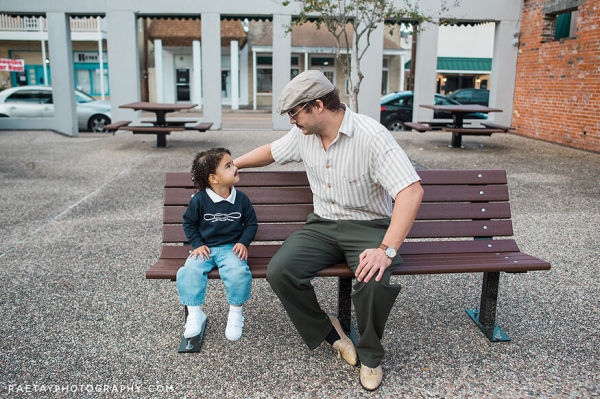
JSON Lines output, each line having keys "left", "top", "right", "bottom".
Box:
{"left": 378, "top": 244, "right": 397, "bottom": 259}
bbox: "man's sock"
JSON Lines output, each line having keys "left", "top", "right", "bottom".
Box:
{"left": 325, "top": 326, "right": 341, "bottom": 345}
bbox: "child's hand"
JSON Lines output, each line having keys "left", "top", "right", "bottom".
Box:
{"left": 232, "top": 243, "right": 248, "bottom": 261}
{"left": 189, "top": 245, "right": 211, "bottom": 261}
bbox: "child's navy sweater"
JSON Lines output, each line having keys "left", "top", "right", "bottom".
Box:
{"left": 182, "top": 188, "right": 258, "bottom": 249}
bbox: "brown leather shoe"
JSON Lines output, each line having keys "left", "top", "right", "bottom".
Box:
{"left": 329, "top": 316, "right": 357, "bottom": 366}
{"left": 360, "top": 364, "right": 383, "bottom": 391}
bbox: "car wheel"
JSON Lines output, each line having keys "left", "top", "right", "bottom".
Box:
{"left": 386, "top": 120, "right": 406, "bottom": 132}
{"left": 88, "top": 115, "right": 111, "bottom": 132}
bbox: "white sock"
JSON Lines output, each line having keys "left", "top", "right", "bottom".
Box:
{"left": 225, "top": 306, "right": 244, "bottom": 341}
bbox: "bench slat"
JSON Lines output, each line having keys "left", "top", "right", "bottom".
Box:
{"left": 121, "top": 126, "right": 185, "bottom": 132}
{"left": 164, "top": 170, "right": 508, "bottom": 188}
{"left": 163, "top": 202, "right": 512, "bottom": 224}
{"left": 442, "top": 127, "right": 505, "bottom": 134}
{"left": 164, "top": 185, "right": 509, "bottom": 206}
{"left": 103, "top": 120, "right": 131, "bottom": 131}
{"left": 481, "top": 122, "right": 514, "bottom": 131}
{"left": 404, "top": 122, "right": 433, "bottom": 132}
{"left": 162, "top": 219, "right": 513, "bottom": 243}
{"left": 158, "top": 239, "right": 521, "bottom": 260}
{"left": 163, "top": 205, "right": 316, "bottom": 224}
{"left": 164, "top": 187, "right": 314, "bottom": 206}
{"left": 147, "top": 251, "right": 550, "bottom": 280}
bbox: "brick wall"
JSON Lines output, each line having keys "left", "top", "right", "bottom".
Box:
{"left": 513, "top": 0, "right": 599, "bottom": 152}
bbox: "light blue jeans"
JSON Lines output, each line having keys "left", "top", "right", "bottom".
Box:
{"left": 177, "top": 244, "right": 252, "bottom": 306}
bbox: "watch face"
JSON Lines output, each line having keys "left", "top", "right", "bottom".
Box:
{"left": 385, "top": 247, "right": 396, "bottom": 258}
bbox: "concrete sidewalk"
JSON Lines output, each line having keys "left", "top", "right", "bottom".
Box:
{"left": 0, "top": 128, "right": 598, "bottom": 398}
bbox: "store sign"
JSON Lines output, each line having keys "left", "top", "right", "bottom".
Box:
{"left": 73, "top": 52, "right": 108, "bottom": 63}
{"left": 0, "top": 58, "right": 25, "bottom": 72}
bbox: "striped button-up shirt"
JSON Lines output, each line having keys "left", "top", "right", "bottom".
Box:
{"left": 271, "top": 106, "right": 420, "bottom": 220}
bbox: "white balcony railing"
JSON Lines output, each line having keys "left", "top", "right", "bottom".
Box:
{"left": 0, "top": 15, "right": 104, "bottom": 32}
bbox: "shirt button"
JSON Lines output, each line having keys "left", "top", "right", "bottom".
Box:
{"left": 331, "top": 201, "right": 335, "bottom": 204}
{"left": 326, "top": 165, "right": 330, "bottom": 169}
{"left": 328, "top": 184, "right": 331, "bottom": 188}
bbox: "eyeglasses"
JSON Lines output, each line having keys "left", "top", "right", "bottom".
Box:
{"left": 288, "top": 102, "right": 308, "bottom": 119}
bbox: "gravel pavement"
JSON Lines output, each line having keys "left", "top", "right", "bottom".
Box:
{"left": 0, "top": 128, "right": 598, "bottom": 398}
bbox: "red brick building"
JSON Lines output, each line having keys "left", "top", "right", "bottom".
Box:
{"left": 513, "top": 0, "right": 599, "bottom": 152}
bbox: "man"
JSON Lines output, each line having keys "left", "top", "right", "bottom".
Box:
{"left": 233, "top": 70, "right": 423, "bottom": 391}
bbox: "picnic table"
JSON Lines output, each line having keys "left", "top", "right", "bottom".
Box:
{"left": 104, "top": 102, "right": 212, "bottom": 147}
{"left": 420, "top": 104, "right": 503, "bottom": 148}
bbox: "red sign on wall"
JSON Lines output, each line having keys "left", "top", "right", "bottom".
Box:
{"left": 0, "top": 58, "right": 25, "bottom": 72}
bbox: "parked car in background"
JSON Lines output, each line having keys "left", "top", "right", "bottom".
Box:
{"left": 446, "top": 88, "right": 490, "bottom": 106}
{"left": 380, "top": 91, "right": 487, "bottom": 131}
{"left": 0, "top": 86, "right": 111, "bottom": 132}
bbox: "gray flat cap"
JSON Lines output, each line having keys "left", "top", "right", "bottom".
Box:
{"left": 276, "top": 70, "right": 335, "bottom": 115}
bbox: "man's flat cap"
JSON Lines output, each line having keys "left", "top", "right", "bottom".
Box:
{"left": 276, "top": 70, "right": 335, "bottom": 115}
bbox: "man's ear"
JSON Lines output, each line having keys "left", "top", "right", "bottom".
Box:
{"left": 208, "top": 173, "right": 218, "bottom": 184}
{"left": 315, "top": 100, "right": 324, "bottom": 113}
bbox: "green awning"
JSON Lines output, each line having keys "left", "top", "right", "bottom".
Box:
{"left": 404, "top": 57, "right": 492, "bottom": 72}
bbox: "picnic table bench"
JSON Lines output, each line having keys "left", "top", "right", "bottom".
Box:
{"left": 103, "top": 120, "right": 213, "bottom": 147}
{"left": 147, "top": 170, "right": 551, "bottom": 352}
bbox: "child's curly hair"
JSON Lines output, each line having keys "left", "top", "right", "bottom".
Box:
{"left": 190, "top": 147, "right": 231, "bottom": 191}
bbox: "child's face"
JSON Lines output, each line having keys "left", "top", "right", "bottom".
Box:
{"left": 211, "top": 153, "right": 239, "bottom": 188}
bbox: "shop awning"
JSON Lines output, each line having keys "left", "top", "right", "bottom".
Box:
{"left": 405, "top": 57, "right": 492, "bottom": 72}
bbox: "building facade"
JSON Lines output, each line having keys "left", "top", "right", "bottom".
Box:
{"left": 0, "top": 16, "right": 108, "bottom": 99}
{"left": 513, "top": 0, "right": 599, "bottom": 152}
{"left": 0, "top": 0, "right": 522, "bottom": 135}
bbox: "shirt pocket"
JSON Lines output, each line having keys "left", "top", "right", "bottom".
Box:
{"left": 341, "top": 173, "right": 371, "bottom": 210}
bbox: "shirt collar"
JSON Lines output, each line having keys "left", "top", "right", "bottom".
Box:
{"left": 205, "top": 186, "right": 236, "bottom": 204}
{"left": 338, "top": 103, "right": 355, "bottom": 138}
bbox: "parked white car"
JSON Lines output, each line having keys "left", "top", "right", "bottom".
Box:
{"left": 0, "top": 85, "right": 112, "bottom": 132}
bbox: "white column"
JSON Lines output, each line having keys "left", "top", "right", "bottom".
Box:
{"left": 192, "top": 40, "right": 202, "bottom": 109}
{"left": 399, "top": 53, "right": 406, "bottom": 91}
{"left": 106, "top": 10, "right": 140, "bottom": 122}
{"left": 413, "top": 21, "right": 439, "bottom": 123}
{"left": 252, "top": 50, "right": 257, "bottom": 110}
{"left": 304, "top": 52, "right": 308, "bottom": 71}
{"left": 230, "top": 40, "right": 239, "bottom": 110}
{"left": 355, "top": 22, "right": 384, "bottom": 120}
{"left": 97, "top": 17, "right": 105, "bottom": 101}
{"left": 39, "top": 17, "right": 48, "bottom": 85}
{"left": 239, "top": 44, "right": 249, "bottom": 106}
{"left": 489, "top": 21, "right": 519, "bottom": 126}
{"left": 154, "top": 39, "right": 164, "bottom": 103}
{"left": 201, "top": 13, "right": 222, "bottom": 129}
{"left": 47, "top": 12, "right": 77, "bottom": 136}
{"left": 272, "top": 14, "right": 292, "bottom": 130}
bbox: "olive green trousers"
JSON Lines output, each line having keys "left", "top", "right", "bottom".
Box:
{"left": 266, "top": 213, "right": 402, "bottom": 368}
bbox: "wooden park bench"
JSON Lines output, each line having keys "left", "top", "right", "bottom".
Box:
{"left": 103, "top": 120, "right": 131, "bottom": 134}
{"left": 405, "top": 121, "right": 471, "bottom": 132}
{"left": 104, "top": 122, "right": 213, "bottom": 147}
{"left": 441, "top": 127, "right": 506, "bottom": 148}
{"left": 146, "top": 170, "right": 551, "bottom": 352}
{"left": 480, "top": 122, "right": 515, "bottom": 132}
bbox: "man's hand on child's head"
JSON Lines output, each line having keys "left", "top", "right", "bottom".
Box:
{"left": 189, "top": 245, "right": 211, "bottom": 261}
{"left": 232, "top": 243, "right": 248, "bottom": 261}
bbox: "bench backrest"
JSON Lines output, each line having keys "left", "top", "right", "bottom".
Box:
{"left": 161, "top": 170, "right": 516, "bottom": 260}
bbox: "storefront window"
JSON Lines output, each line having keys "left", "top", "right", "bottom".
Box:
{"left": 257, "top": 56, "right": 273, "bottom": 93}
{"left": 93, "top": 69, "right": 109, "bottom": 95}
{"left": 76, "top": 70, "right": 92, "bottom": 94}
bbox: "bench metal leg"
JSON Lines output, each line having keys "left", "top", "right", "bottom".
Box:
{"left": 450, "top": 132, "right": 463, "bottom": 148}
{"left": 157, "top": 133, "right": 167, "bottom": 148}
{"left": 466, "top": 271, "right": 510, "bottom": 342}
{"left": 337, "top": 276, "right": 357, "bottom": 343}
{"left": 178, "top": 305, "right": 206, "bottom": 353}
